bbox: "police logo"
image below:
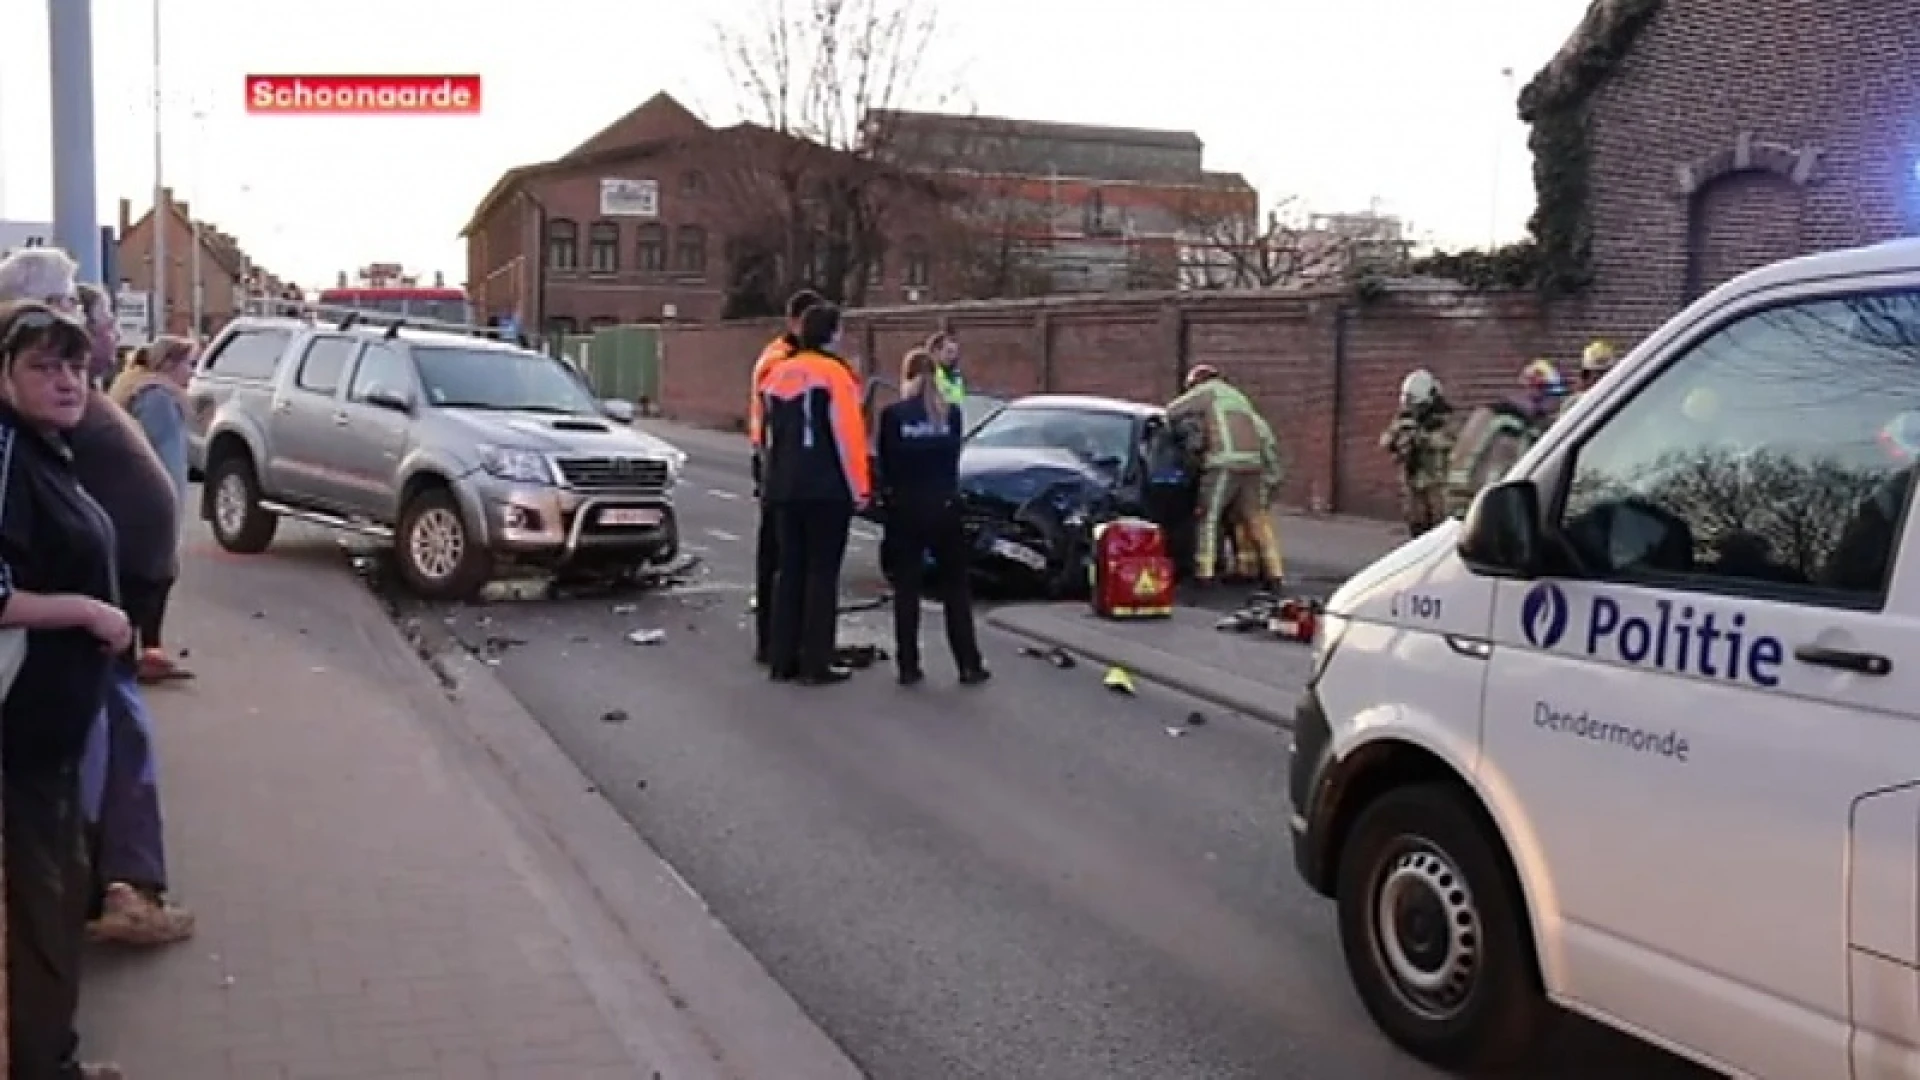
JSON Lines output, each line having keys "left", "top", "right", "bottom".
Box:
{"left": 1520, "top": 582, "right": 1569, "bottom": 650}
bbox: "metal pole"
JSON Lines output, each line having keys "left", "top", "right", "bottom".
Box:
{"left": 190, "top": 111, "right": 204, "bottom": 336}
{"left": 48, "top": 0, "right": 102, "bottom": 282}
{"left": 150, "top": 0, "right": 167, "bottom": 336}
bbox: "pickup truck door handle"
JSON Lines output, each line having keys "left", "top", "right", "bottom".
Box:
{"left": 331, "top": 411, "right": 350, "bottom": 426}
{"left": 1793, "top": 644, "right": 1891, "bottom": 676}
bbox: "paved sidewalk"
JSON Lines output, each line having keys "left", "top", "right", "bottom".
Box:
{"left": 75, "top": 574, "right": 651, "bottom": 1078}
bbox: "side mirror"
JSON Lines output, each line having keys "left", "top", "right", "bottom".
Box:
{"left": 1457, "top": 479, "right": 1546, "bottom": 577}
{"left": 363, "top": 386, "right": 413, "bottom": 413}
{"left": 600, "top": 398, "right": 636, "bottom": 423}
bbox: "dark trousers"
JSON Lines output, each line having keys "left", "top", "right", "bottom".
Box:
{"left": 768, "top": 500, "right": 852, "bottom": 678}
{"left": 90, "top": 667, "right": 169, "bottom": 899}
{"left": 753, "top": 504, "right": 778, "bottom": 657}
{"left": 885, "top": 498, "right": 983, "bottom": 676}
{"left": 122, "top": 575, "right": 172, "bottom": 651}
{"left": 6, "top": 763, "right": 88, "bottom": 1080}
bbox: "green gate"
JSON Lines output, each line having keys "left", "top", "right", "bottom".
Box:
{"left": 570, "top": 324, "right": 661, "bottom": 406}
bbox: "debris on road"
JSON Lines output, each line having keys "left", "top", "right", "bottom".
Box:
{"left": 626, "top": 628, "right": 667, "bottom": 646}
{"left": 600, "top": 709, "right": 629, "bottom": 725}
{"left": 1164, "top": 726, "right": 1188, "bottom": 738}
{"left": 611, "top": 603, "right": 638, "bottom": 615}
{"left": 834, "top": 643, "right": 888, "bottom": 669}
{"left": 1103, "top": 667, "right": 1136, "bottom": 695}
{"left": 1018, "top": 644, "right": 1078, "bottom": 669}
{"left": 1213, "top": 593, "right": 1322, "bottom": 643}
{"left": 1184, "top": 710, "right": 1208, "bottom": 727}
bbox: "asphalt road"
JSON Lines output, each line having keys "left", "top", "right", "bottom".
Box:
{"left": 375, "top": 441, "right": 1713, "bottom": 1080}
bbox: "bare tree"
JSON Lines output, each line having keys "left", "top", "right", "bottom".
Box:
{"left": 1176, "top": 197, "right": 1408, "bottom": 291}
{"left": 930, "top": 171, "right": 1054, "bottom": 300}
{"left": 713, "top": 0, "right": 949, "bottom": 312}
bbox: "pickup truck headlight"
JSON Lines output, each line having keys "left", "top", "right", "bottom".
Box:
{"left": 664, "top": 448, "right": 686, "bottom": 486}
{"left": 478, "top": 445, "right": 555, "bottom": 486}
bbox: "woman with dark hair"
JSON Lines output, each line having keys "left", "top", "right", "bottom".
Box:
{"left": 758, "top": 303, "right": 871, "bottom": 685}
{"left": 0, "top": 300, "right": 133, "bottom": 1080}
{"left": 876, "top": 347, "right": 988, "bottom": 686}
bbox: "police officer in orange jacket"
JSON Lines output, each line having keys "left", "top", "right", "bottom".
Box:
{"left": 748, "top": 290, "right": 823, "bottom": 665}
{"left": 758, "top": 303, "right": 872, "bottom": 685}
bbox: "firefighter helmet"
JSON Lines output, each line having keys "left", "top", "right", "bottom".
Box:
{"left": 1184, "top": 364, "right": 1221, "bottom": 390}
{"left": 1581, "top": 340, "right": 1617, "bottom": 373}
{"left": 1399, "top": 368, "right": 1440, "bottom": 406}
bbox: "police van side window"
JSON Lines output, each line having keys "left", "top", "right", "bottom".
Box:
{"left": 203, "top": 329, "right": 290, "bottom": 382}
{"left": 1558, "top": 289, "right": 1920, "bottom": 609}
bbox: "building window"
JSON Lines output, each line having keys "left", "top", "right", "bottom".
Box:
{"left": 904, "top": 239, "right": 931, "bottom": 288}
{"left": 588, "top": 221, "right": 620, "bottom": 274}
{"left": 1082, "top": 190, "right": 1106, "bottom": 236}
{"left": 637, "top": 224, "right": 666, "bottom": 271}
{"left": 675, "top": 226, "right": 707, "bottom": 273}
{"left": 866, "top": 254, "right": 884, "bottom": 287}
{"left": 681, "top": 170, "right": 706, "bottom": 195}
{"left": 546, "top": 218, "right": 578, "bottom": 271}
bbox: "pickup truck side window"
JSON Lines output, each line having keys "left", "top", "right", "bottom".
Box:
{"left": 1558, "top": 288, "right": 1920, "bottom": 610}
{"left": 347, "top": 344, "right": 411, "bottom": 403}
{"left": 295, "top": 337, "right": 356, "bottom": 396}
{"left": 202, "top": 329, "right": 290, "bottom": 382}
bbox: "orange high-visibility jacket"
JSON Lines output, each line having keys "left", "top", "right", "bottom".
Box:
{"left": 758, "top": 349, "right": 871, "bottom": 505}
{"left": 747, "top": 335, "right": 796, "bottom": 447}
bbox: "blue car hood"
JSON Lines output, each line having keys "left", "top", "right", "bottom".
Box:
{"left": 959, "top": 447, "right": 1109, "bottom": 504}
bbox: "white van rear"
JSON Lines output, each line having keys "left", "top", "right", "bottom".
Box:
{"left": 1291, "top": 237, "right": 1920, "bottom": 1079}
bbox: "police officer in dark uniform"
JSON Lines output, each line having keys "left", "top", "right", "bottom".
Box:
{"left": 876, "top": 347, "right": 989, "bottom": 686}
{"left": 749, "top": 290, "right": 822, "bottom": 664}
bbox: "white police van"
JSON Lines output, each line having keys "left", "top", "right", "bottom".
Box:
{"left": 1290, "top": 237, "right": 1920, "bottom": 1079}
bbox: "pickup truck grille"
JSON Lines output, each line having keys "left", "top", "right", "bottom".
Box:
{"left": 554, "top": 456, "right": 669, "bottom": 494}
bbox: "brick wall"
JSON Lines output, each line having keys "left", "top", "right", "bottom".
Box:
{"left": 657, "top": 285, "right": 1550, "bottom": 520}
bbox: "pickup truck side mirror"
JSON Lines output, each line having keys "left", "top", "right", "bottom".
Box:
{"left": 363, "top": 386, "right": 414, "bottom": 413}
{"left": 600, "top": 398, "right": 636, "bottom": 423}
{"left": 1458, "top": 479, "right": 1546, "bottom": 578}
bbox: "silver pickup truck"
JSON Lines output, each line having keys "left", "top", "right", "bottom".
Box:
{"left": 187, "top": 315, "right": 687, "bottom": 600}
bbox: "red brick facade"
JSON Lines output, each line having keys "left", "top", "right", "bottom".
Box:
{"left": 1541, "top": 0, "right": 1920, "bottom": 354}
{"left": 657, "top": 285, "right": 1547, "bottom": 519}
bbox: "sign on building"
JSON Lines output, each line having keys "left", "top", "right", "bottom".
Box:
{"left": 115, "top": 289, "right": 152, "bottom": 347}
{"left": 599, "top": 178, "right": 659, "bottom": 217}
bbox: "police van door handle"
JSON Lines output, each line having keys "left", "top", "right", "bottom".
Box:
{"left": 1793, "top": 645, "right": 1892, "bottom": 676}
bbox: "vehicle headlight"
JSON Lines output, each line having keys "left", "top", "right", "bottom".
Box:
{"left": 478, "top": 445, "right": 554, "bottom": 486}
{"left": 1309, "top": 611, "right": 1349, "bottom": 687}
{"left": 664, "top": 448, "right": 686, "bottom": 485}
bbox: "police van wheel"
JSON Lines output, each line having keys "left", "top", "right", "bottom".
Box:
{"left": 1335, "top": 783, "right": 1547, "bottom": 1071}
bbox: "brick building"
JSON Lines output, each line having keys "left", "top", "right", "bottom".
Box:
{"left": 463, "top": 93, "right": 957, "bottom": 332}
{"left": 117, "top": 190, "right": 291, "bottom": 338}
{"left": 867, "top": 109, "right": 1257, "bottom": 296}
{"left": 1530, "top": 0, "right": 1920, "bottom": 349}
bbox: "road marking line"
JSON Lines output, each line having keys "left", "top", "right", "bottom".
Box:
{"left": 704, "top": 487, "right": 740, "bottom": 500}
{"left": 851, "top": 527, "right": 881, "bottom": 542}
{"left": 704, "top": 528, "right": 741, "bottom": 542}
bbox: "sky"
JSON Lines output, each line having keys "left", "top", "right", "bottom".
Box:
{"left": 0, "top": 0, "right": 1589, "bottom": 290}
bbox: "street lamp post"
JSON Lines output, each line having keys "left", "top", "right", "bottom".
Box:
{"left": 150, "top": 0, "right": 167, "bottom": 337}
{"left": 48, "top": 0, "right": 102, "bottom": 282}
{"left": 190, "top": 108, "right": 206, "bottom": 336}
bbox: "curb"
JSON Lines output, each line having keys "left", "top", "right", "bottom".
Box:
{"left": 983, "top": 609, "right": 1297, "bottom": 729}
{"left": 356, "top": 582, "right": 867, "bottom": 1080}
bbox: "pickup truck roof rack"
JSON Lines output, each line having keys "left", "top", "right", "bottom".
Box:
{"left": 242, "top": 297, "right": 521, "bottom": 343}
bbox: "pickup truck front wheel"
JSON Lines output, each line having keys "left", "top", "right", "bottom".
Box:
{"left": 396, "top": 487, "right": 492, "bottom": 602}
{"left": 208, "top": 454, "right": 279, "bottom": 554}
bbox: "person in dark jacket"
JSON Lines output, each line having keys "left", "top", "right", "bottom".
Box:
{"left": 758, "top": 304, "right": 871, "bottom": 685}
{"left": 876, "top": 348, "right": 989, "bottom": 686}
{"left": 66, "top": 282, "right": 196, "bottom": 948}
{"left": 748, "top": 289, "right": 822, "bottom": 665}
{"left": 0, "top": 300, "right": 134, "bottom": 1080}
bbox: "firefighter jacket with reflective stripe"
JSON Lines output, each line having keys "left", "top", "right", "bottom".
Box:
{"left": 1166, "top": 379, "right": 1277, "bottom": 474}
{"left": 759, "top": 349, "right": 872, "bottom": 505}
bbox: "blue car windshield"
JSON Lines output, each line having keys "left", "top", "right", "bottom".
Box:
{"left": 967, "top": 406, "right": 1136, "bottom": 465}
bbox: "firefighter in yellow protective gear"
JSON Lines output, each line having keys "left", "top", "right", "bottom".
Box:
{"left": 1167, "top": 364, "right": 1286, "bottom": 591}
{"left": 1559, "top": 339, "right": 1616, "bottom": 417}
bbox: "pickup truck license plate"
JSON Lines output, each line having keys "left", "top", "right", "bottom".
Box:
{"left": 989, "top": 537, "right": 1048, "bottom": 570}
{"left": 598, "top": 507, "right": 661, "bottom": 527}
